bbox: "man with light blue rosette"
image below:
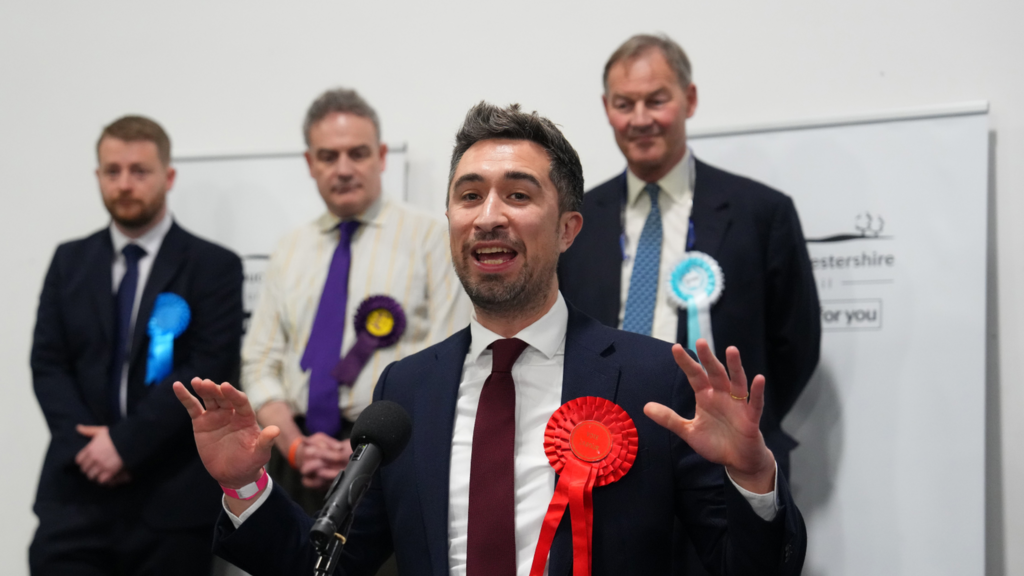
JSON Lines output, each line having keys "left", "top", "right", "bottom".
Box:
{"left": 558, "top": 34, "right": 820, "bottom": 576}
{"left": 559, "top": 32, "right": 820, "bottom": 479}
{"left": 29, "top": 115, "right": 243, "bottom": 575}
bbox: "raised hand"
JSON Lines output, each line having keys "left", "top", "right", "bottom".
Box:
{"left": 644, "top": 339, "right": 776, "bottom": 493}
{"left": 172, "top": 377, "right": 279, "bottom": 490}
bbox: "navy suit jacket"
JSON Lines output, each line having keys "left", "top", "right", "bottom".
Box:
{"left": 214, "top": 305, "right": 806, "bottom": 575}
{"left": 31, "top": 221, "right": 243, "bottom": 529}
{"left": 558, "top": 159, "right": 821, "bottom": 469}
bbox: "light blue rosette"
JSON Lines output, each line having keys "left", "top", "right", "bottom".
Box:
{"left": 145, "top": 293, "right": 191, "bottom": 385}
{"left": 667, "top": 252, "right": 724, "bottom": 354}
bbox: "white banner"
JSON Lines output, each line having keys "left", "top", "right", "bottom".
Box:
{"left": 691, "top": 105, "right": 988, "bottom": 576}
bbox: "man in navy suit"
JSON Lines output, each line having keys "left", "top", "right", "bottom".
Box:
{"left": 558, "top": 34, "right": 820, "bottom": 478}
{"left": 174, "top": 103, "right": 806, "bottom": 575}
{"left": 30, "top": 115, "right": 243, "bottom": 575}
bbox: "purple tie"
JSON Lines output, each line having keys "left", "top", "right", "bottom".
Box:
{"left": 467, "top": 338, "right": 529, "bottom": 576}
{"left": 302, "top": 220, "right": 360, "bottom": 436}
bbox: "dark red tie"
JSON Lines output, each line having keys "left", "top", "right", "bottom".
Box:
{"left": 467, "top": 338, "right": 529, "bottom": 576}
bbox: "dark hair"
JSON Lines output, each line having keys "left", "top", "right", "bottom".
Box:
{"left": 303, "top": 88, "right": 381, "bottom": 145}
{"left": 603, "top": 33, "right": 692, "bottom": 92}
{"left": 97, "top": 115, "right": 171, "bottom": 166}
{"left": 448, "top": 102, "right": 583, "bottom": 213}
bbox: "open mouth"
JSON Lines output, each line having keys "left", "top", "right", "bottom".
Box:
{"left": 473, "top": 245, "right": 519, "bottom": 268}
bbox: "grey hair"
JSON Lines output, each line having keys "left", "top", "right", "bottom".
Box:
{"left": 303, "top": 88, "right": 381, "bottom": 146}
{"left": 603, "top": 33, "right": 693, "bottom": 92}
{"left": 447, "top": 102, "right": 584, "bottom": 214}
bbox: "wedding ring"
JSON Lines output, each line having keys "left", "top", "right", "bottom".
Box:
{"left": 730, "top": 393, "right": 748, "bottom": 401}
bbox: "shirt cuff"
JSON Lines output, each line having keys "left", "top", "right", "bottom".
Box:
{"left": 725, "top": 462, "right": 779, "bottom": 522}
{"left": 223, "top": 475, "right": 275, "bottom": 528}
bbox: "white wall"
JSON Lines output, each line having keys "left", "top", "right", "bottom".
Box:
{"left": 1, "top": 1, "right": 1018, "bottom": 573}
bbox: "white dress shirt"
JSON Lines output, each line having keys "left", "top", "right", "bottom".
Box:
{"left": 227, "top": 293, "right": 780, "bottom": 567}
{"left": 447, "top": 294, "right": 569, "bottom": 576}
{"left": 109, "top": 212, "right": 173, "bottom": 417}
{"left": 619, "top": 150, "right": 695, "bottom": 343}
{"left": 242, "top": 196, "right": 471, "bottom": 422}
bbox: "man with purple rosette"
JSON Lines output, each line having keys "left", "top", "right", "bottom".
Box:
{"left": 176, "top": 103, "right": 806, "bottom": 575}
{"left": 240, "top": 88, "right": 471, "bottom": 524}
{"left": 29, "top": 116, "right": 243, "bottom": 575}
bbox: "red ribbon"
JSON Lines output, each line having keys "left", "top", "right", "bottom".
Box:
{"left": 528, "top": 397, "right": 638, "bottom": 576}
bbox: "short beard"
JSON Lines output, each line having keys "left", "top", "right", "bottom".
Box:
{"left": 105, "top": 196, "right": 165, "bottom": 231}
{"left": 453, "top": 232, "right": 557, "bottom": 319}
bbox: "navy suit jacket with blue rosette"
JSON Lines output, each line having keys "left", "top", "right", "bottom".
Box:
{"left": 31, "top": 221, "right": 243, "bottom": 529}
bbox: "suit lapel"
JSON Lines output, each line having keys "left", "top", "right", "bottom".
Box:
{"left": 587, "top": 173, "right": 626, "bottom": 327}
{"left": 89, "top": 231, "right": 116, "bottom": 344}
{"left": 129, "top": 223, "right": 187, "bottom": 376}
{"left": 560, "top": 305, "right": 621, "bottom": 404}
{"left": 415, "top": 328, "right": 471, "bottom": 575}
{"left": 678, "top": 159, "right": 733, "bottom": 346}
{"left": 690, "top": 158, "right": 732, "bottom": 256}
{"left": 550, "top": 306, "right": 621, "bottom": 573}
{"left": 81, "top": 231, "right": 116, "bottom": 415}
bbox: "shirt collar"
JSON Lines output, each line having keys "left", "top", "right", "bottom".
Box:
{"left": 109, "top": 211, "right": 173, "bottom": 258}
{"left": 626, "top": 148, "right": 694, "bottom": 208}
{"left": 468, "top": 292, "right": 568, "bottom": 363}
{"left": 316, "top": 195, "right": 388, "bottom": 233}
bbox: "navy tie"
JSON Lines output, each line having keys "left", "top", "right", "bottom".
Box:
{"left": 110, "top": 244, "right": 146, "bottom": 421}
{"left": 622, "top": 183, "right": 663, "bottom": 335}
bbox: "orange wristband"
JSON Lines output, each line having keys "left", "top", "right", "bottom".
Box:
{"left": 287, "top": 437, "right": 302, "bottom": 469}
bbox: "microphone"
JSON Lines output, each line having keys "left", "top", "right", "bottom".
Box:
{"left": 309, "top": 400, "right": 412, "bottom": 556}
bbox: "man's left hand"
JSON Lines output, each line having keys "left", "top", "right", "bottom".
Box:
{"left": 644, "top": 339, "right": 776, "bottom": 494}
{"left": 75, "top": 425, "right": 127, "bottom": 486}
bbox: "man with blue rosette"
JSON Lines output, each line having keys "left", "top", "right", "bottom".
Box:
{"left": 29, "top": 115, "right": 244, "bottom": 575}
{"left": 556, "top": 33, "right": 821, "bottom": 576}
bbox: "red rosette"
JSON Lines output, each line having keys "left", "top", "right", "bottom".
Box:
{"left": 529, "top": 397, "right": 639, "bottom": 576}
{"left": 544, "top": 396, "right": 638, "bottom": 486}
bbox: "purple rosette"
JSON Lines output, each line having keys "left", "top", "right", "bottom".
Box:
{"left": 331, "top": 295, "right": 406, "bottom": 386}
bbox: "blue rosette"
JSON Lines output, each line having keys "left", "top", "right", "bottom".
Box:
{"left": 145, "top": 293, "right": 191, "bottom": 385}
{"left": 666, "top": 252, "right": 724, "bottom": 353}
{"left": 331, "top": 295, "right": 406, "bottom": 387}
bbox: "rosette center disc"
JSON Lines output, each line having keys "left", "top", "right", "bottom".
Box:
{"left": 682, "top": 267, "right": 709, "bottom": 293}
{"left": 569, "top": 420, "right": 613, "bottom": 462}
{"left": 366, "top": 309, "right": 395, "bottom": 337}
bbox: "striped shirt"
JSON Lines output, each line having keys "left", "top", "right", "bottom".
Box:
{"left": 242, "top": 197, "right": 471, "bottom": 422}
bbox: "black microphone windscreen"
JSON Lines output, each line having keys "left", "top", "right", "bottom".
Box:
{"left": 350, "top": 400, "right": 412, "bottom": 465}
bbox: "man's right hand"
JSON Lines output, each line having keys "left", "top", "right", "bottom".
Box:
{"left": 173, "top": 377, "right": 279, "bottom": 490}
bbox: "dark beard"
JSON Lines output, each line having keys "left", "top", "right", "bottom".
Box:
{"left": 453, "top": 232, "right": 556, "bottom": 318}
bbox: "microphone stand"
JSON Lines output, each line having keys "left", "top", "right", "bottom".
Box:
{"left": 310, "top": 447, "right": 366, "bottom": 576}
{"left": 312, "top": 502, "right": 358, "bottom": 575}
{"left": 313, "top": 531, "right": 346, "bottom": 576}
